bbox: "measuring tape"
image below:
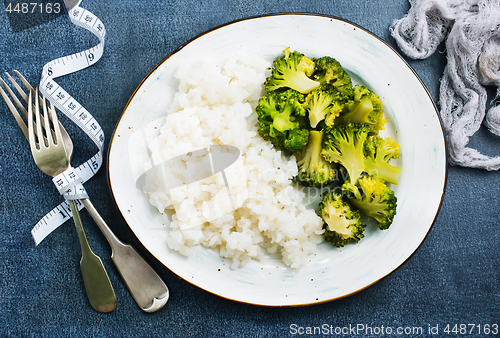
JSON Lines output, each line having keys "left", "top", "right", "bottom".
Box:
{"left": 31, "top": 1, "right": 106, "bottom": 245}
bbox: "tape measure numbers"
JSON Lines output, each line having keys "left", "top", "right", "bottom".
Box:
{"left": 32, "top": 3, "right": 106, "bottom": 245}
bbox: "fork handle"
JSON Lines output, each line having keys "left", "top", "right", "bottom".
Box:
{"left": 68, "top": 199, "right": 117, "bottom": 313}
{"left": 81, "top": 198, "right": 169, "bottom": 312}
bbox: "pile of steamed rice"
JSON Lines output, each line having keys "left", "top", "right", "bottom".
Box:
{"left": 144, "top": 53, "right": 324, "bottom": 270}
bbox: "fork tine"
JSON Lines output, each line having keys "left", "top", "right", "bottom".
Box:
{"left": 1, "top": 74, "right": 29, "bottom": 118}
{"left": 6, "top": 71, "right": 47, "bottom": 120}
{"left": 5, "top": 72, "right": 29, "bottom": 107}
{"left": 49, "top": 101, "right": 62, "bottom": 145}
{"left": 2, "top": 71, "right": 73, "bottom": 158}
{"left": 13, "top": 70, "right": 34, "bottom": 97}
{"left": 41, "top": 95, "right": 53, "bottom": 147}
{"left": 10, "top": 71, "right": 46, "bottom": 111}
{"left": 27, "top": 89, "right": 36, "bottom": 151}
{"left": 34, "top": 88, "right": 44, "bottom": 149}
{"left": 42, "top": 95, "right": 61, "bottom": 148}
{"left": 4, "top": 71, "right": 51, "bottom": 145}
{"left": 0, "top": 76, "right": 29, "bottom": 139}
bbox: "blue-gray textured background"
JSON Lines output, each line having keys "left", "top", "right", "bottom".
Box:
{"left": 1, "top": 0, "right": 499, "bottom": 337}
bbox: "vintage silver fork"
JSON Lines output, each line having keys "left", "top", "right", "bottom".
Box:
{"left": 27, "top": 87, "right": 117, "bottom": 313}
{"left": 1, "top": 71, "right": 169, "bottom": 312}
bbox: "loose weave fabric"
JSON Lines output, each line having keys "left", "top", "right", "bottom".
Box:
{"left": 390, "top": 0, "right": 500, "bottom": 170}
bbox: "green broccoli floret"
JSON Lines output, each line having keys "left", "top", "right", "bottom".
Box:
{"left": 255, "top": 91, "right": 279, "bottom": 120}
{"left": 257, "top": 118, "right": 273, "bottom": 140}
{"left": 303, "top": 83, "right": 345, "bottom": 128}
{"left": 273, "top": 101, "right": 299, "bottom": 132}
{"left": 335, "top": 85, "right": 387, "bottom": 134}
{"left": 321, "top": 123, "right": 370, "bottom": 189}
{"left": 282, "top": 128, "right": 310, "bottom": 152}
{"left": 265, "top": 47, "right": 320, "bottom": 94}
{"left": 364, "top": 135, "right": 401, "bottom": 185}
{"left": 344, "top": 174, "right": 397, "bottom": 230}
{"left": 274, "top": 88, "right": 307, "bottom": 117}
{"left": 312, "top": 56, "right": 354, "bottom": 98}
{"left": 257, "top": 117, "right": 309, "bottom": 153}
{"left": 255, "top": 90, "right": 309, "bottom": 152}
{"left": 319, "top": 190, "right": 365, "bottom": 247}
{"left": 256, "top": 89, "right": 306, "bottom": 119}
{"left": 294, "top": 130, "right": 337, "bottom": 187}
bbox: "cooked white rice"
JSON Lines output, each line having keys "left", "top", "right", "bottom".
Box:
{"left": 144, "top": 53, "right": 324, "bottom": 270}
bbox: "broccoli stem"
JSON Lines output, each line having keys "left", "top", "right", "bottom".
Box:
{"left": 343, "top": 142, "right": 365, "bottom": 186}
{"left": 309, "top": 101, "right": 329, "bottom": 129}
{"left": 273, "top": 104, "right": 296, "bottom": 132}
{"left": 283, "top": 68, "right": 320, "bottom": 94}
{"left": 324, "top": 139, "right": 365, "bottom": 186}
{"left": 341, "top": 98, "right": 373, "bottom": 124}
{"left": 296, "top": 131, "right": 322, "bottom": 172}
{"left": 305, "top": 130, "right": 324, "bottom": 166}
{"left": 364, "top": 160, "right": 401, "bottom": 185}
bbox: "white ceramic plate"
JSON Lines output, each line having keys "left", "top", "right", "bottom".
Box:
{"left": 108, "top": 14, "right": 447, "bottom": 306}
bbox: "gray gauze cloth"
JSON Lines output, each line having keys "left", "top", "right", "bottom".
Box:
{"left": 390, "top": 0, "right": 500, "bottom": 170}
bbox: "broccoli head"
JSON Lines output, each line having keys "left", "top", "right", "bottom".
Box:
{"left": 273, "top": 99, "right": 300, "bottom": 132}
{"left": 321, "top": 123, "right": 370, "bottom": 189}
{"left": 363, "top": 135, "right": 401, "bottom": 185}
{"left": 312, "top": 56, "right": 354, "bottom": 98}
{"left": 282, "top": 128, "right": 310, "bottom": 152}
{"left": 255, "top": 90, "right": 309, "bottom": 152}
{"left": 303, "top": 83, "right": 345, "bottom": 128}
{"left": 319, "top": 190, "right": 365, "bottom": 247}
{"left": 274, "top": 88, "right": 307, "bottom": 116}
{"left": 256, "top": 89, "right": 306, "bottom": 119}
{"left": 265, "top": 47, "right": 320, "bottom": 94}
{"left": 294, "top": 130, "right": 337, "bottom": 187}
{"left": 255, "top": 90, "right": 280, "bottom": 121}
{"left": 258, "top": 120, "right": 309, "bottom": 153}
{"left": 344, "top": 174, "right": 397, "bottom": 230}
{"left": 335, "top": 85, "right": 387, "bottom": 134}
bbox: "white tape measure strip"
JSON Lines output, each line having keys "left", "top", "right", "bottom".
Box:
{"left": 52, "top": 167, "right": 89, "bottom": 200}
{"left": 31, "top": 3, "right": 106, "bottom": 246}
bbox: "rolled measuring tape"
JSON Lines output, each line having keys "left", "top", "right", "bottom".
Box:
{"left": 31, "top": 0, "right": 106, "bottom": 245}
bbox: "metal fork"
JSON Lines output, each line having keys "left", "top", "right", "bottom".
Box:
{"left": 1, "top": 71, "right": 169, "bottom": 312}
{"left": 26, "top": 87, "right": 117, "bottom": 313}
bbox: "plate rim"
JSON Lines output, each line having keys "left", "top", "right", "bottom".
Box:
{"left": 106, "top": 12, "right": 449, "bottom": 307}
